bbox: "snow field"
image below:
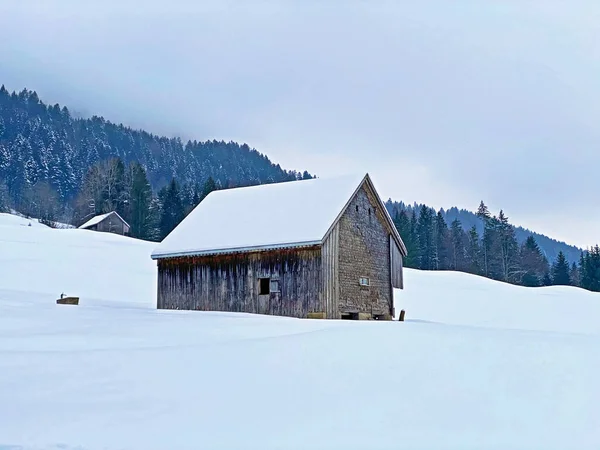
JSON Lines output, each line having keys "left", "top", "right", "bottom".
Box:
{"left": 1, "top": 213, "right": 599, "bottom": 449}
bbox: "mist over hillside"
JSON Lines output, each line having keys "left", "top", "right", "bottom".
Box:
{"left": 0, "top": 86, "right": 311, "bottom": 208}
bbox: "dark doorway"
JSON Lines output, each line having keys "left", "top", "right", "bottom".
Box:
{"left": 341, "top": 312, "right": 359, "bottom": 320}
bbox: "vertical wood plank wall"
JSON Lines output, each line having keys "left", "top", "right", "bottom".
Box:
{"left": 390, "top": 235, "right": 404, "bottom": 289}
{"left": 156, "top": 247, "right": 323, "bottom": 318}
{"left": 322, "top": 223, "right": 340, "bottom": 319}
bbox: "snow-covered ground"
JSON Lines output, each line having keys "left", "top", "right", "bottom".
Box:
{"left": 1, "top": 212, "right": 599, "bottom": 450}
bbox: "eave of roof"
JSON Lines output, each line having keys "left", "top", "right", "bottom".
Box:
{"left": 151, "top": 240, "right": 322, "bottom": 260}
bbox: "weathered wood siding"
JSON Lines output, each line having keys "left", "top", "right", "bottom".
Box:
{"left": 390, "top": 235, "right": 404, "bottom": 289}
{"left": 95, "top": 214, "right": 129, "bottom": 235}
{"left": 322, "top": 223, "right": 340, "bottom": 318}
{"left": 337, "top": 184, "right": 394, "bottom": 316}
{"left": 156, "top": 247, "right": 323, "bottom": 318}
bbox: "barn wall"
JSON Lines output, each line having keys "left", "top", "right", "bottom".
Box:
{"left": 322, "top": 223, "right": 339, "bottom": 319}
{"left": 390, "top": 235, "right": 404, "bottom": 289}
{"left": 97, "top": 214, "right": 127, "bottom": 235}
{"left": 156, "top": 247, "right": 323, "bottom": 318}
{"left": 337, "top": 185, "right": 393, "bottom": 317}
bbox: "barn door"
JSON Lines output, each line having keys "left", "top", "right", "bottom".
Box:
{"left": 258, "top": 295, "right": 270, "bottom": 315}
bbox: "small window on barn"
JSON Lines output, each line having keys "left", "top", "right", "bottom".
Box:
{"left": 270, "top": 279, "right": 280, "bottom": 293}
{"left": 259, "top": 278, "right": 270, "bottom": 295}
{"left": 359, "top": 277, "right": 370, "bottom": 286}
{"left": 368, "top": 208, "right": 371, "bottom": 216}
{"left": 356, "top": 205, "right": 359, "bottom": 212}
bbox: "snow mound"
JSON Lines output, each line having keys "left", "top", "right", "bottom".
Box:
{"left": 0, "top": 212, "right": 156, "bottom": 308}
{"left": 399, "top": 269, "right": 600, "bottom": 335}
{"left": 0, "top": 212, "right": 50, "bottom": 228}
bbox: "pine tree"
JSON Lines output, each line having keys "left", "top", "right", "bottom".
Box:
{"left": 450, "top": 219, "right": 466, "bottom": 271}
{"left": 465, "top": 226, "right": 482, "bottom": 274}
{"left": 201, "top": 176, "right": 218, "bottom": 200}
{"left": 147, "top": 197, "right": 162, "bottom": 241}
{"left": 569, "top": 262, "right": 580, "bottom": 287}
{"left": 483, "top": 215, "right": 502, "bottom": 280}
{"left": 159, "top": 178, "right": 185, "bottom": 239}
{"left": 417, "top": 205, "right": 435, "bottom": 270}
{"left": 476, "top": 201, "right": 492, "bottom": 276}
{"left": 191, "top": 183, "right": 202, "bottom": 209}
{"left": 497, "top": 210, "right": 520, "bottom": 283}
{"left": 407, "top": 209, "right": 420, "bottom": 268}
{"left": 0, "top": 180, "right": 11, "bottom": 212}
{"left": 476, "top": 201, "right": 491, "bottom": 221}
{"left": 393, "top": 210, "right": 418, "bottom": 268}
{"left": 128, "top": 162, "right": 153, "bottom": 240}
{"left": 519, "top": 236, "right": 549, "bottom": 287}
{"left": 434, "top": 211, "right": 449, "bottom": 270}
{"left": 581, "top": 246, "right": 600, "bottom": 292}
{"left": 591, "top": 247, "right": 600, "bottom": 292}
{"left": 542, "top": 272, "right": 553, "bottom": 286}
{"left": 551, "top": 251, "right": 571, "bottom": 286}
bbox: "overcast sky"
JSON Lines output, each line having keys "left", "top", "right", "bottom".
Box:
{"left": 1, "top": 0, "right": 598, "bottom": 247}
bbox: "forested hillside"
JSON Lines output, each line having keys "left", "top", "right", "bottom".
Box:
{"left": 386, "top": 200, "right": 600, "bottom": 292}
{"left": 0, "top": 86, "right": 310, "bottom": 215}
{"left": 386, "top": 201, "right": 581, "bottom": 264}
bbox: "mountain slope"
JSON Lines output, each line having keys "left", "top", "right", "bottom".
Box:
{"left": 1, "top": 213, "right": 600, "bottom": 450}
{"left": 0, "top": 86, "right": 311, "bottom": 205}
{"left": 443, "top": 205, "right": 582, "bottom": 263}
{"left": 386, "top": 200, "right": 582, "bottom": 264}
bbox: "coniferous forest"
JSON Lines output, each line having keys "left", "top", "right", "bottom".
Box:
{"left": 1, "top": 86, "right": 599, "bottom": 292}
{"left": 387, "top": 201, "right": 600, "bottom": 292}
{"left": 0, "top": 86, "right": 311, "bottom": 238}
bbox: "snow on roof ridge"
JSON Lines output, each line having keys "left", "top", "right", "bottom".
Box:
{"left": 152, "top": 173, "right": 367, "bottom": 259}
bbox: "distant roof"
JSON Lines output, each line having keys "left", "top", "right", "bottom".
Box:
{"left": 79, "top": 211, "right": 129, "bottom": 230}
{"left": 152, "top": 173, "right": 406, "bottom": 259}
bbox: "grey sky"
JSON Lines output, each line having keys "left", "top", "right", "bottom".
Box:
{"left": 1, "top": 0, "right": 598, "bottom": 248}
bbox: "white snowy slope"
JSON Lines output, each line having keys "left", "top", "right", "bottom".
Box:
{"left": 0, "top": 212, "right": 156, "bottom": 308}
{"left": 1, "top": 212, "right": 600, "bottom": 450}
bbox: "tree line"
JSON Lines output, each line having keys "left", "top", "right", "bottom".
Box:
{"left": 0, "top": 155, "right": 219, "bottom": 240}
{"left": 0, "top": 86, "right": 312, "bottom": 221}
{"left": 393, "top": 201, "right": 600, "bottom": 292}
{"left": 385, "top": 200, "right": 582, "bottom": 266}
{"left": 74, "top": 157, "right": 220, "bottom": 241}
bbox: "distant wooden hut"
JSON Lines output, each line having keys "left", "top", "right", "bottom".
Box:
{"left": 151, "top": 173, "right": 407, "bottom": 319}
{"left": 79, "top": 211, "right": 130, "bottom": 236}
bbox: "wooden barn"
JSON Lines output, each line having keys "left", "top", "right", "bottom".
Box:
{"left": 151, "top": 173, "right": 407, "bottom": 319}
{"left": 78, "top": 211, "right": 130, "bottom": 236}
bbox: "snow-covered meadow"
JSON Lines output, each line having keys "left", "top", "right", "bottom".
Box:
{"left": 1, "top": 213, "right": 599, "bottom": 450}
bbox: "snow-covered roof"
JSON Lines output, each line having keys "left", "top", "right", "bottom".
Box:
{"left": 152, "top": 173, "right": 406, "bottom": 259}
{"left": 79, "top": 211, "right": 129, "bottom": 230}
